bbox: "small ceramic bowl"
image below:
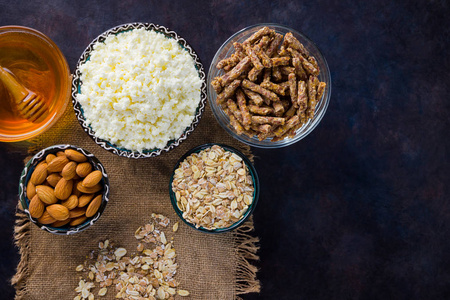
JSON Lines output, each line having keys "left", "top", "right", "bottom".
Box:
{"left": 169, "top": 143, "right": 259, "bottom": 233}
{"left": 207, "top": 23, "right": 331, "bottom": 148}
{"left": 72, "top": 22, "right": 207, "bottom": 158}
{"left": 18, "top": 144, "right": 109, "bottom": 235}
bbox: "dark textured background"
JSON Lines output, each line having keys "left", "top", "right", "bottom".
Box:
{"left": 1, "top": 1, "right": 450, "bottom": 299}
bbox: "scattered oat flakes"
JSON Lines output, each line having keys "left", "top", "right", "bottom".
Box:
{"left": 73, "top": 214, "right": 189, "bottom": 299}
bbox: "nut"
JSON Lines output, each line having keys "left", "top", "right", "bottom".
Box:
{"left": 47, "top": 156, "right": 69, "bottom": 173}
{"left": 26, "top": 180, "right": 36, "bottom": 200}
{"left": 69, "top": 207, "right": 86, "bottom": 219}
{"left": 29, "top": 195, "right": 44, "bottom": 218}
{"left": 70, "top": 215, "right": 87, "bottom": 226}
{"left": 45, "top": 153, "right": 56, "bottom": 164}
{"left": 78, "top": 194, "right": 95, "bottom": 207}
{"left": 51, "top": 219, "right": 71, "bottom": 227}
{"left": 37, "top": 211, "right": 56, "bottom": 224}
{"left": 77, "top": 182, "right": 102, "bottom": 194}
{"left": 65, "top": 149, "right": 88, "bottom": 162}
{"left": 62, "top": 161, "right": 77, "bottom": 180}
{"left": 35, "top": 185, "right": 58, "bottom": 205}
{"left": 54, "top": 178, "right": 73, "bottom": 200}
{"left": 46, "top": 204, "right": 70, "bottom": 221}
{"left": 76, "top": 162, "right": 92, "bottom": 178}
{"left": 30, "top": 162, "right": 47, "bottom": 185}
{"left": 85, "top": 195, "right": 102, "bottom": 217}
{"left": 82, "top": 170, "right": 102, "bottom": 188}
{"left": 46, "top": 173, "right": 62, "bottom": 187}
{"left": 61, "top": 195, "right": 79, "bottom": 210}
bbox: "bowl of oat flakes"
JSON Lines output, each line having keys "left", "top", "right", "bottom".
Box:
{"left": 169, "top": 144, "right": 259, "bottom": 233}
{"left": 72, "top": 22, "right": 207, "bottom": 158}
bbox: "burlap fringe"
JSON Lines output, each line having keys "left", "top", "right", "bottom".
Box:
{"left": 11, "top": 209, "right": 31, "bottom": 300}
{"left": 234, "top": 217, "right": 261, "bottom": 299}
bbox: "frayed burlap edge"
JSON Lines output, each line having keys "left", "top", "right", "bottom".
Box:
{"left": 11, "top": 209, "right": 31, "bottom": 300}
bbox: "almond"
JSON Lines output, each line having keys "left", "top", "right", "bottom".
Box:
{"left": 38, "top": 211, "right": 56, "bottom": 224}
{"left": 86, "top": 195, "right": 102, "bottom": 217}
{"left": 62, "top": 161, "right": 77, "bottom": 180}
{"left": 46, "top": 173, "right": 62, "bottom": 187}
{"left": 29, "top": 195, "right": 44, "bottom": 218}
{"left": 56, "top": 151, "right": 66, "bottom": 157}
{"left": 65, "top": 149, "right": 87, "bottom": 162}
{"left": 69, "top": 207, "right": 86, "bottom": 218}
{"left": 54, "top": 178, "right": 73, "bottom": 200}
{"left": 70, "top": 215, "right": 87, "bottom": 226}
{"left": 77, "top": 182, "right": 102, "bottom": 194}
{"left": 51, "top": 219, "right": 70, "bottom": 227}
{"left": 76, "top": 162, "right": 92, "bottom": 178}
{"left": 72, "top": 180, "right": 82, "bottom": 197}
{"left": 26, "top": 180, "right": 36, "bottom": 199}
{"left": 78, "top": 193, "right": 95, "bottom": 207}
{"left": 47, "top": 156, "right": 69, "bottom": 173}
{"left": 30, "top": 163, "right": 48, "bottom": 185}
{"left": 82, "top": 170, "right": 103, "bottom": 187}
{"left": 45, "top": 153, "right": 56, "bottom": 164}
{"left": 36, "top": 185, "right": 57, "bottom": 205}
{"left": 61, "top": 195, "right": 78, "bottom": 210}
{"left": 46, "top": 204, "right": 70, "bottom": 221}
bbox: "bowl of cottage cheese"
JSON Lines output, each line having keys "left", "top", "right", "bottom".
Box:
{"left": 72, "top": 23, "right": 207, "bottom": 158}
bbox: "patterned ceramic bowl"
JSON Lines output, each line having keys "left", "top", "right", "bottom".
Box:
{"left": 18, "top": 144, "right": 109, "bottom": 235}
{"left": 208, "top": 23, "right": 331, "bottom": 148}
{"left": 72, "top": 22, "right": 207, "bottom": 158}
{"left": 169, "top": 143, "right": 259, "bottom": 233}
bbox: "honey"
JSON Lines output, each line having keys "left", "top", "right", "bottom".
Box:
{"left": 0, "top": 26, "right": 71, "bottom": 142}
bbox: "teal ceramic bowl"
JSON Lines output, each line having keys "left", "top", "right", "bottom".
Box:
{"left": 169, "top": 143, "right": 259, "bottom": 233}
{"left": 18, "top": 144, "right": 109, "bottom": 235}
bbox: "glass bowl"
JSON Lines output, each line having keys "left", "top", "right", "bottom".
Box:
{"left": 207, "top": 23, "right": 331, "bottom": 148}
{"left": 18, "top": 144, "right": 110, "bottom": 235}
{"left": 0, "top": 26, "right": 71, "bottom": 142}
{"left": 169, "top": 143, "right": 259, "bottom": 233}
{"left": 72, "top": 22, "right": 207, "bottom": 158}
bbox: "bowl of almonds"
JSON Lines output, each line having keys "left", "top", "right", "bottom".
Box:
{"left": 170, "top": 144, "right": 259, "bottom": 233}
{"left": 18, "top": 144, "right": 109, "bottom": 234}
{"left": 208, "top": 23, "right": 331, "bottom": 148}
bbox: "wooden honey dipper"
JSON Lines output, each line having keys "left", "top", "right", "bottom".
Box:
{"left": 0, "top": 65, "right": 48, "bottom": 122}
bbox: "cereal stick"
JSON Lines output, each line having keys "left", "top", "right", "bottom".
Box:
{"left": 272, "top": 66, "right": 282, "bottom": 81}
{"left": 243, "top": 26, "right": 272, "bottom": 46}
{"left": 248, "top": 105, "right": 274, "bottom": 115}
{"left": 216, "top": 54, "right": 240, "bottom": 69}
{"left": 224, "top": 108, "right": 244, "bottom": 135}
{"left": 242, "top": 128, "right": 257, "bottom": 138}
{"left": 256, "top": 35, "right": 271, "bottom": 50}
{"left": 251, "top": 124, "right": 272, "bottom": 134}
{"left": 248, "top": 67, "right": 263, "bottom": 82}
{"left": 280, "top": 66, "right": 295, "bottom": 76}
{"left": 261, "top": 81, "right": 287, "bottom": 96}
{"left": 216, "top": 79, "right": 241, "bottom": 104}
{"left": 257, "top": 49, "right": 272, "bottom": 68}
{"left": 263, "top": 68, "right": 271, "bottom": 83}
{"left": 236, "top": 89, "right": 251, "bottom": 130}
{"left": 288, "top": 73, "right": 298, "bottom": 107}
{"left": 279, "top": 81, "right": 290, "bottom": 95}
{"left": 242, "top": 79, "right": 280, "bottom": 102}
{"left": 297, "top": 80, "right": 307, "bottom": 112}
{"left": 273, "top": 115, "right": 300, "bottom": 137}
{"left": 297, "top": 53, "right": 319, "bottom": 76}
{"left": 257, "top": 131, "right": 273, "bottom": 141}
{"left": 307, "top": 75, "right": 317, "bottom": 118}
{"left": 251, "top": 116, "right": 285, "bottom": 125}
{"left": 308, "top": 56, "right": 320, "bottom": 73}
{"left": 316, "top": 81, "right": 326, "bottom": 101}
{"left": 272, "top": 102, "right": 285, "bottom": 116}
{"left": 265, "top": 33, "right": 283, "bottom": 58}
{"left": 271, "top": 57, "right": 290, "bottom": 67}
{"left": 292, "top": 57, "right": 308, "bottom": 80}
{"left": 245, "top": 45, "right": 264, "bottom": 71}
{"left": 284, "top": 103, "right": 297, "bottom": 118}
{"left": 233, "top": 42, "right": 247, "bottom": 60}
{"left": 284, "top": 32, "right": 309, "bottom": 57}
{"left": 220, "top": 57, "right": 252, "bottom": 86}
{"left": 226, "top": 99, "right": 243, "bottom": 122}
{"left": 242, "top": 88, "right": 264, "bottom": 106}
{"left": 211, "top": 78, "right": 223, "bottom": 93}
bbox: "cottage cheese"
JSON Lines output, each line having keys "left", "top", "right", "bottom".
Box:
{"left": 77, "top": 28, "right": 202, "bottom": 152}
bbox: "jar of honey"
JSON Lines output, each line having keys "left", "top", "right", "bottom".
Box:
{"left": 0, "top": 26, "right": 71, "bottom": 142}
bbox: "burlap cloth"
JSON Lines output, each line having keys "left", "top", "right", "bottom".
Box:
{"left": 11, "top": 103, "right": 260, "bottom": 300}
